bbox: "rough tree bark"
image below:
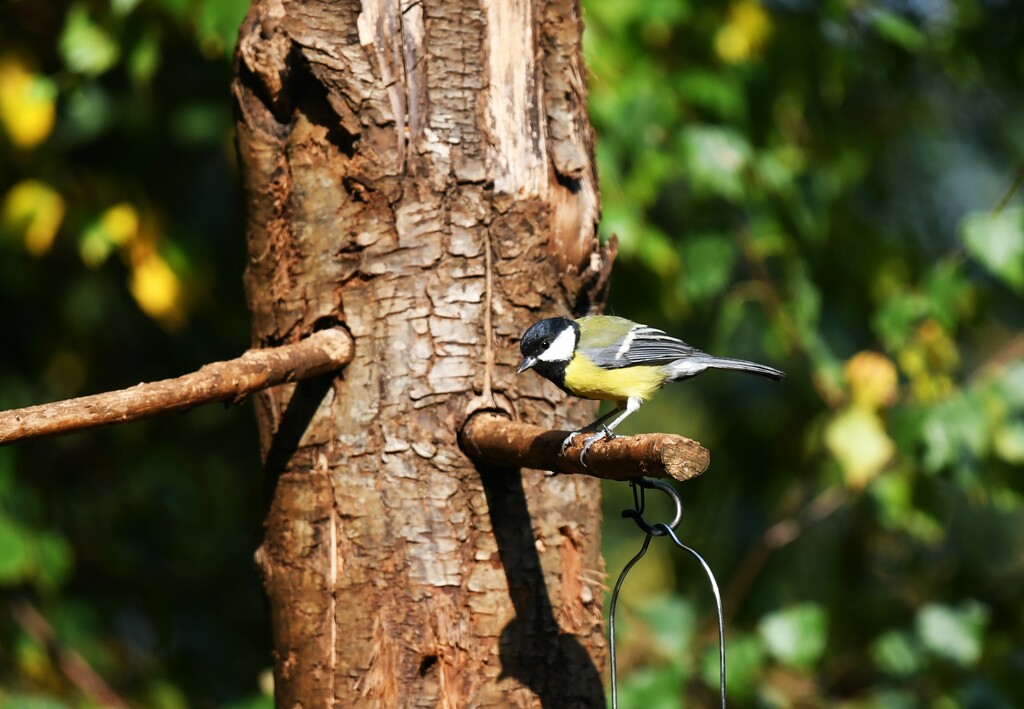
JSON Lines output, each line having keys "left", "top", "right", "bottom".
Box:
{"left": 233, "top": 0, "right": 613, "bottom": 705}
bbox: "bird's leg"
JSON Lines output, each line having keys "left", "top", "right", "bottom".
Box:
{"left": 560, "top": 406, "right": 622, "bottom": 454}
{"left": 579, "top": 396, "right": 644, "bottom": 465}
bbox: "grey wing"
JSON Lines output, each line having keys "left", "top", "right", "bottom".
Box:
{"left": 582, "top": 325, "right": 703, "bottom": 369}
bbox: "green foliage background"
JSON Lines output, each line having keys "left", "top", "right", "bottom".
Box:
{"left": 1, "top": 1, "right": 1023, "bottom": 707}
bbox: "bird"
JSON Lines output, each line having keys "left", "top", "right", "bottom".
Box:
{"left": 517, "top": 315, "right": 785, "bottom": 462}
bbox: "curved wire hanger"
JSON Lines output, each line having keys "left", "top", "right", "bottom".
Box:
{"left": 608, "top": 477, "right": 727, "bottom": 709}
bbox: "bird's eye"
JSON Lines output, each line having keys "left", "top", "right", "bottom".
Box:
{"left": 541, "top": 339, "right": 550, "bottom": 348}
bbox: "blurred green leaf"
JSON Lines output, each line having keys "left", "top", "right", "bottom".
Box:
{"left": 59, "top": 5, "right": 120, "bottom": 77}
{"left": 222, "top": 696, "right": 275, "bottom": 709}
{"left": 171, "top": 102, "right": 232, "bottom": 145}
{"left": 0, "top": 696, "right": 73, "bottom": 709}
{"left": 679, "top": 233, "right": 737, "bottom": 302}
{"left": 700, "top": 632, "right": 765, "bottom": 700}
{"left": 873, "top": 292, "right": 927, "bottom": 352}
{"left": 197, "top": 0, "right": 255, "bottom": 56}
{"left": 872, "top": 630, "right": 926, "bottom": 678}
{"left": 870, "top": 9, "right": 927, "bottom": 52}
{"left": 676, "top": 71, "right": 745, "bottom": 122}
{"left": 924, "top": 261, "right": 974, "bottom": 330}
{"left": 921, "top": 391, "right": 990, "bottom": 472}
{"left": 993, "top": 421, "right": 1024, "bottom": 464}
{"left": 996, "top": 362, "right": 1024, "bottom": 408}
{"left": 144, "top": 680, "right": 189, "bottom": 709}
{"left": 871, "top": 688, "right": 920, "bottom": 709}
{"left": 63, "top": 83, "right": 115, "bottom": 143}
{"left": 757, "top": 603, "right": 828, "bottom": 669}
{"left": 0, "top": 511, "right": 35, "bottom": 584}
{"left": 129, "top": 29, "right": 162, "bottom": 85}
{"left": 638, "top": 595, "right": 696, "bottom": 660}
{"left": 916, "top": 601, "right": 989, "bottom": 667}
{"left": 616, "top": 665, "right": 685, "bottom": 709}
{"left": 35, "top": 532, "right": 73, "bottom": 591}
{"left": 960, "top": 208, "right": 1024, "bottom": 292}
{"left": 678, "top": 126, "right": 751, "bottom": 201}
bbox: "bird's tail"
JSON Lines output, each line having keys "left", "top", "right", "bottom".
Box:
{"left": 704, "top": 357, "right": 785, "bottom": 381}
{"left": 667, "top": 356, "right": 785, "bottom": 381}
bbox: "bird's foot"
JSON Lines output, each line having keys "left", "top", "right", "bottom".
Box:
{"left": 579, "top": 427, "right": 617, "bottom": 466}
{"left": 560, "top": 430, "right": 582, "bottom": 455}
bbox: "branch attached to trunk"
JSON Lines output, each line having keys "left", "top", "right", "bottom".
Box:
{"left": 460, "top": 412, "right": 710, "bottom": 482}
{"left": 0, "top": 328, "right": 354, "bottom": 446}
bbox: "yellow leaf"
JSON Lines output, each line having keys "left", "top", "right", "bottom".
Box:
{"left": 129, "top": 245, "right": 185, "bottom": 328}
{"left": 79, "top": 202, "right": 142, "bottom": 267}
{"left": 2, "top": 180, "right": 65, "bottom": 256}
{"left": 844, "top": 350, "right": 898, "bottom": 409}
{"left": 899, "top": 319, "right": 960, "bottom": 403}
{"left": 715, "top": 1, "right": 772, "bottom": 64}
{"left": 100, "top": 203, "right": 140, "bottom": 246}
{"left": 825, "top": 407, "right": 895, "bottom": 489}
{"left": 0, "top": 55, "right": 56, "bottom": 149}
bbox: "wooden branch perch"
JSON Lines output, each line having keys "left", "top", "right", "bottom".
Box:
{"left": 460, "top": 412, "right": 710, "bottom": 482}
{"left": 0, "top": 328, "right": 354, "bottom": 446}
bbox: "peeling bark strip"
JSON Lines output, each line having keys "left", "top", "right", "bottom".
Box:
{"left": 0, "top": 329, "right": 353, "bottom": 446}
{"left": 234, "top": 0, "right": 611, "bottom": 706}
{"left": 460, "top": 412, "right": 711, "bottom": 482}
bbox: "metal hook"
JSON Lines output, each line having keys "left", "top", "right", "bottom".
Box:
{"left": 608, "top": 477, "right": 727, "bottom": 709}
{"left": 621, "top": 477, "right": 683, "bottom": 535}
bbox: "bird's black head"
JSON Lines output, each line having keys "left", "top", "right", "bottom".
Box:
{"left": 517, "top": 317, "right": 579, "bottom": 375}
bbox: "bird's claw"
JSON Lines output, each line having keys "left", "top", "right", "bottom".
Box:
{"left": 579, "top": 427, "right": 616, "bottom": 467}
{"left": 560, "top": 430, "right": 581, "bottom": 455}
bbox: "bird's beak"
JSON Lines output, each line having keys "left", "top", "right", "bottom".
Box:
{"left": 517, "top": 356, "right": 537, "bottom": 374}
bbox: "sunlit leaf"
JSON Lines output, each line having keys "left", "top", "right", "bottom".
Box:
{"left": 2, "top": 181, "right": 65, "bottom": 256}
{"left": 0, "top": 56, "right": 57, "bottom": 148}
{"left": 993, "top": 421, "right": 1024, "bottom": 464}
{"left": 916, "top": 601, "right": 989, "bottom": 667}
{"left": 826, "top": 406, "right": 895, "bottom": 488}
{"left": 758, "top": 603, "right": 828, "bottom": 669}
{"left": 845, "top": 351, "right": 898, "bottom": 409}
{"left": 715, "top": 1, "right": 772, "bottom": 64}
{"left": 60, "top": 5, "right": 120, "bottom": 77}
{"left": 128, "top": 244, "right": 186, "bottom": 328}
{"left": 960, "top": 208, "right": 1024, "bottom": 292}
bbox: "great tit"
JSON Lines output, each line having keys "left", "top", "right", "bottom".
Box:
{"left": 517, "top": 315, "right": 785, "bottom": 460}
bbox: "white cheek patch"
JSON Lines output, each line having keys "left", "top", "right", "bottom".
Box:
{"left": 537, "top": 327, "right": 577, "bottom": 362}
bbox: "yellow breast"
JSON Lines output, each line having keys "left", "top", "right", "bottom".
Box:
{"left": 562, "top": 356, "right": 665, "bottom": 403}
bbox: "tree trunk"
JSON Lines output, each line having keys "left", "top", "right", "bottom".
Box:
{"left": 232, "top": 0, "right": 612, "bottom": 705}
